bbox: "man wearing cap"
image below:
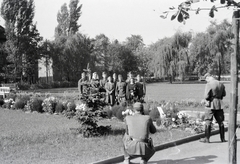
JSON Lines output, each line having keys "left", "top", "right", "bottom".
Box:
{"left": 122, "top": 102, "right": 156, "bottom": 164}
{"left": 200, "top": 73, "right": 226, "bottom": 143}
{"left": 135, "top": 74, "right": 146, "bottom": 103}
{"left": 90, "top": 72, "right": 100, "bottom": 95}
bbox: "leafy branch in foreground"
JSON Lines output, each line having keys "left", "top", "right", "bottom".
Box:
{"left": 160, "top": 0, "right": 240, "bottom": 23}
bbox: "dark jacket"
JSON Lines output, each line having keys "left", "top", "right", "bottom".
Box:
{"left": 78, "top": 78, "right": 88, "bottom": 94}
{"left": 123, "top": 114, "right": 156, "bottom": 155}
{"left": 116, "top": 81, "right": 127, "bottom": 98}
{"left": 204, "top": 78, "right": 226, "bottom": 110}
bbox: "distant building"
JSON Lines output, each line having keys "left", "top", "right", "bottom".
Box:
{"left": 38, "top": 57, "right": 53, "bottom": 83}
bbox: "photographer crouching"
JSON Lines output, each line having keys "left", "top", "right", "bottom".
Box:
{"left": 122, "top": 102, "right": 156, "bottom": 164}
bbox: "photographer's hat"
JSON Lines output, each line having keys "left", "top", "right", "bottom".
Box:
{"left": 133, "top": 102, "right": 143, "bottom": 112}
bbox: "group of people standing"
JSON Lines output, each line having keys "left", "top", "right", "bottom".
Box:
{"left": 78, "top": 71, "right": 146, "bottom": 106}
{"left": 78, "top": 69, "right": 227, "bottom": 164}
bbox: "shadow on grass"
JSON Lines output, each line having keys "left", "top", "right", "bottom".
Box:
{"left": 69, "top": 127, "right": 125, "bottom": 136}
{"left": 146, "top": 155, "right": 217, "bottom": 164}
{"left": 109, "top": 128, "right": 125, "bottom": 135}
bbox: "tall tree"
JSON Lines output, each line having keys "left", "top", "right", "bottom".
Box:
{"left": 106, "top": 41, "right": 138, "bottom": 78}
{"left": 92, "top": 34, "right": 110, "bottom": 72}
{"left": 52, "top": 33, "right": 93, "bottom": 82}
{"left": 68, "top": 0, "right": 82, "bottom": 34}
{"left": 1, "top": 0, "right": 42, "bottom": 83}
{"left": 55, "top": 0, "right": 82, "bottom": 37}
{"left": 207, "top": 20, "right": 233, "bottom": 80}
{"left": 55, "top": 3, "right": 69, "bottom": 37}
{"left": 189, "top": 32, "right": 212, "bottom": 76}
{"left": 125, "top": 35, "right": 144, "bottom": 52}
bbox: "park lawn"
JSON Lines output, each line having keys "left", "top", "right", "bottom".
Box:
{"left": 5, "top": 82, "right": 235, "bottom": 163}
{"left": 0, "top": 108, "right": 192, "bottom": 164}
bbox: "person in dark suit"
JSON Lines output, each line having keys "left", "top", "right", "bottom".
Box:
{"left": 105, "top": 76, "right": 115, "bottom": 106}
{"left": 122, "top": 102, "right": 156, "bottom": 164}
{"left": 100, "top": 72, "right": 107, "bottom": 92}
{"left": 90, "top": 72, "right": 100, "bottom": 95}
{"left": 78, "top": 72, "right": 89, "bottom": 97}
{"left": 112, "top": 73, "right": 118, "bottom": 103}
{"left": 126, "top": 77, "right": 137, "bottom": 104}
{"left": 116, "top": 74, "right": 127, "bottom": 103}
{"left": 200, "top": 73, "right": 226, "bottom": 143}
{"left": 112, "top": 73, "right": 118, "bottom": 86}
{"left": 126, "top": 71, "right": 134, "bottom": 84}
{"left": 135, "top": 74, "right": 146, "bottom": 103}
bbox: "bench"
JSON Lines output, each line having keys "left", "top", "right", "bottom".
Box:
{"left": 1, "top": 83, "right": 18, "bottom": 92}
{"left": 0, "top": 83, "right": 18, "bottom": 99}
{"left": 0, "top": 87, "right": 10, "bottom": 99}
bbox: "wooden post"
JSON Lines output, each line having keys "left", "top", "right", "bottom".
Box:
{"left": 229, "top": 10, "right": 239, "bottom": 164}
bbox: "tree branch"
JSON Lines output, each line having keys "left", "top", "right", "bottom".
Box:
{"left": 160, "top": 0, "right": 240, "bottom": 23}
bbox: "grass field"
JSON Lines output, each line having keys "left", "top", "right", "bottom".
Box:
{"left": 146, "top": 82, "right": 231, "bottom": 103}
{"left": 0, "top": 109, "right": 192, "bottom": 164}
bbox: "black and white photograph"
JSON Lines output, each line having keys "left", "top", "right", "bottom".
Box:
{"left": 0, "top": 0, "right": 240, "bottom": 164}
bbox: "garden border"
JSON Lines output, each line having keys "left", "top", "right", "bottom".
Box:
{"left": 92, "top": 127, "right": 228, "bottom": 164}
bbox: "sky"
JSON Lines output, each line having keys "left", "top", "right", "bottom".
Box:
{"left": 0, "top": 0, "right": 237, "bottom": 45}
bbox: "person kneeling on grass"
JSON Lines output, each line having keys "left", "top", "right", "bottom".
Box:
{"left": 122, "top": 102, "right": 156, "bottom": 164}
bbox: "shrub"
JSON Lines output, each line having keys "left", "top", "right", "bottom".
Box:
{"left": 42, "top": 96, "right": 58, "bottom": 114}
{"left": 149, "top": 107, "right": 160, "bottom": 121}
{"left": 18, "top": 83, "right": 30, "bottom": 90}
{"left": 72, "top": 93, "right": 110, "bottom": 137}
{"left": 67, "top": 101, "right": 76, "bottom": 112}
{"left": 34, "top": 82, "right": 52, "bottom": 89}
{"left": 12, "top": 95, "right": 29, "bottom": 110}
{"left": 55, "top": 102, "right": 64, "bottom": 114}
{"left": 31, "top": 98, "right": 44, "bottom": 113}
{"left": 103, "top": 106, "right": 112, "bottom": 119}
{"left": 18, "top": 95, "right": 30, "bottom": 104}
{"left": 6, "top": 93, "right": 17, "bottom": 101}
{"left": 30, "top": 84, "right": 39, "bottom": 90}
{"left": 61, "top": 81, "right": 70, "bottom": 88}
{"left": 50, "top": 81, "right": 60, "bottom": 88}
{"left": 2, "top": 103, "right": 8, "bottom": 109}
{"left": 14, "top": 99, "right": 25, "bottom": 109}
{"left": 62, "top": 101, "right": 69, "bottom": 111}
{"left": 0, "top": 99, "right": 4, "bottom": 106}
{"left": 112, "top": 105, "right": 123, "bottom": 117}
{"left": 2, "top": 99, "right": 15, "bottom": 109}
{"left": 116, "top": 107, "right": 125, "bottom": 121}
{"left": 71, "top": 81, "right": 78, "bottom": 87}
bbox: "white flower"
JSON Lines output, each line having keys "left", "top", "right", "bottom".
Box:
{"left": 172, "top": 118, "right": 176, "bottom": 121}
{"left": 76, "top": 103, "right": 86, "bottom": 111}
{"left": 122, "top": 109, "right": 133, "bottom": 116}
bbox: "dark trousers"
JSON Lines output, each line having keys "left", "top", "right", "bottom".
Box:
{"left": 204, "top": 109, "right": 224, "bottom": 125}
{"left": 123, "top": 145, "right": 155, "bottom": 162}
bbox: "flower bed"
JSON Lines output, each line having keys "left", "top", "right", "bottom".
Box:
{"left": 0, "top": 92, "right": 220, "bottom": 137}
